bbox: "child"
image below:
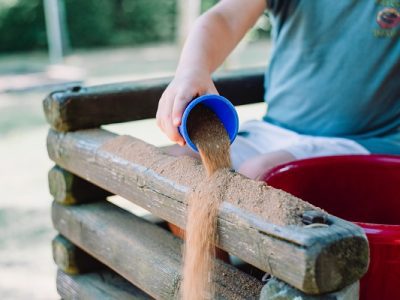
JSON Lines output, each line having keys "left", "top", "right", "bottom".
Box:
{"left": 156, "top": 0, "right": 400, "bottom": 179}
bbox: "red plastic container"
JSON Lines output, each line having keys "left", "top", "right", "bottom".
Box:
{"left": 261, "top": 155, "right": 400, "bottom": 300}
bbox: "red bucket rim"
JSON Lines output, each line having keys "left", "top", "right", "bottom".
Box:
{"left": 263, "top": 154, "right": 400, "bottom": 229}
{"left": 263, "top": 154, "right": 400, "bottom": 182}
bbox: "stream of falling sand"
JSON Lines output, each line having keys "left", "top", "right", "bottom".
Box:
{"left": 182, "top": 105, "right": 231, "bottom": 300}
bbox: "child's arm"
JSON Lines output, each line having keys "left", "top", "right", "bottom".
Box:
{"left": 156, "top": 0, "right": 267, "bottom": 146}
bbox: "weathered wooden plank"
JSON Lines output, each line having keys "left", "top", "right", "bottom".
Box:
{"left": 52, "top": 201, "right": 263, "bottom": 299}
{"left": 49, "top": 165, "right": 111, "bottom": 204}
{"left": 52, "top": 234, "right": 103, "bottom": 274}
{"left": 57, "top": 269, "right": 153, "bottom": 300}
{"left": 260, "top": 277, "right": 359, "bottom": 300}
{"left": 47, "top": 129, "right": 369, "bottom": 294}
{"left": 43, "top": 68, "right": 264, "bottom": 131}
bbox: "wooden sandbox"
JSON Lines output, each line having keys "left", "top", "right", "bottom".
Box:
{"left": 44, "top": 69, "right": 369, "bottom": 299}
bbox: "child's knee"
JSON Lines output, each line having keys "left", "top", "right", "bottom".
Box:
{"left": 238, "top": 160, "right": 262, "bottom": 180}
{"left": 238, "top": 151, "right": 295, "bottom": 180}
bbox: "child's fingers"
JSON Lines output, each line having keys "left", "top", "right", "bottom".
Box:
{"left": 159, "top": 94, "right": 186, "bottom": 146}
{"left": 165, "top": 123, "right": 185, "bottom": 146}
{"left": 171, "top": 82, "right": 217, "bottom": 127}
{"left": 156, "top": 98, "right": 165, "bottom": 130}
{"left": 172, "top": 90, "right": 196, "bottom": 127}
{"left": 156, "top": 90, "right": 171, "bottom": 130}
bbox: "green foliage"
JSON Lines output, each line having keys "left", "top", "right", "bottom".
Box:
{"left": 0, "top": 0, "right": 47, "bottom": 52}
{"left": 0, "top": 0, "right": 176, "bottom": 53}
{"left": 64, "top": 0, "right": 114, "bottom": 48}
{"left": 201, "top": 0, "right": 219, "bottom": 12}
{"left": 0, "top": 0, "right": 269, "bottom": 53}
{"left": 65, "top": 0, "right": 176, "bottom": 48}
{"left": 106, "top": 0, "right": 176, "bottom": 46}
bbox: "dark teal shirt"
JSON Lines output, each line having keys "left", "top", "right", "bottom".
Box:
{"left": 264, "top": 0, "right": 400, "bottom": 154}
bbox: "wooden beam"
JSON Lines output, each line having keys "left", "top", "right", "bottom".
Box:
{"left": 47, "top": 129, "right": 369, "bottom": 294}
{"left": 52, "top": 201, "right": 263, "bottom": 299}
{"left": 260, "top": 277, "right": 359, "bottom": 300}
{"left": 57, "top": 269, "right": 152, "bottom": 300}
{"left": 49, "top": 166, "right": 111, "bottom": 204}
{"left": 52, "top": 235, "right": 103, "bottom": 274}
{"left": 43, "top": 68, "right": 264, "bottom": 132}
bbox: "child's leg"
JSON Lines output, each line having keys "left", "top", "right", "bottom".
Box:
{"left": 283, "top": 135, "right": 369, "bottom": 160}
{"left": 230, "top": 120, "right": 370, "bottom": 180}
{"left": 237, "top": 150, "right": 295, "bottom": 180}
{"left": 230, "top": 120, "right": 300, "bottom": 174}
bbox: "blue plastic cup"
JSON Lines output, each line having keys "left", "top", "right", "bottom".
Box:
{"left": 179, "top": 94, "right": 239, "bottom": 152}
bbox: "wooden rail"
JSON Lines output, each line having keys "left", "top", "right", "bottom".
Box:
{"left": 52, "top": 235, "right": 104, "bottom": 274}
{"left": 57, "top": 270, "right": 152, "bottom": 299}
{"left": 52, "top": 201, "right": 263, "bottom": 299}
{"left": 47, "top": 128, "right": 369, "bottom": 294}
{"left": 48, "top": 166, "right": 111, "bottom": 204}
{"left": 43, "top": 68, "right": 265, "bottom": 131}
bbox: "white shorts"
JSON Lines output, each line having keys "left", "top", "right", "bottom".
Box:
{"left": 230, "top": 120, "right": 369, "bottom": 170}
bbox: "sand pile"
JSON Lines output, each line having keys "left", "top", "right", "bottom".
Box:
{"left": 100, "top": 134, "right": 318, "bottom": 227}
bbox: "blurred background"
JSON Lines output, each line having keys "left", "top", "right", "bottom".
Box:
{"left": 0, "top": 0, "right": 271, "bottom": 298}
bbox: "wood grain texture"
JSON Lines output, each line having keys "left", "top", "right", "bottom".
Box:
{"left": 57, "top": 269, "right": 153, "bottom": 300}
{"left": 52, "top": 235, "right": 104, "bottom": 275}
{"left": 52, "top": 201, "right": 263, "bottom": 300}
{"left": 49, "top": 165, "right": 111, "bottom": 204}
{"left": 42, "top": 68, "right": 264, "bottom": 132}
{"left": 260, "top": 277, "right": 359, "bottom": 300}
{"left": 47, "top": 129, "right": 369, "bottom": 294}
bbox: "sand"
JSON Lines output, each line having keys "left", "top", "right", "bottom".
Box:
{"left": 100, "top": 134, "right": 319, "bottom": 227}
{"left": 186, "top": 105, "right": 232, "bottom": 175}
{"left": 181, "top": 105, "right": 232, "bottom": 300}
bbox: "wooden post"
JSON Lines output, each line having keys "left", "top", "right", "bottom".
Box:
{"left": 43, "top": 0, "right": 65, "bottom": 64}
{"left": 52, "top": 235, "right": 103, "bottom": 274}
{"left": 52, "top": 201, "right": 263, "bottom": 299}
{"left": 48, "top": 165, "right": 111, "bottom": 205}
{"left": 57, "top": 269, "right": 152, "bottom": 300}
{"left": 47, "top": 129, "right": 369, "bottom": 294}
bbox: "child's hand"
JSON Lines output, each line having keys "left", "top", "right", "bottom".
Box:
{"left": 156, "top": 70, "right": 218, "bottom": 146}
{"left": 156, "top": 0, "right": 266, "bottom": 146}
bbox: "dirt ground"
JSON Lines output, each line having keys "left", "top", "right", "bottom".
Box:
{"left": 0, "top": 41, "right": 269, "bottom": 299}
